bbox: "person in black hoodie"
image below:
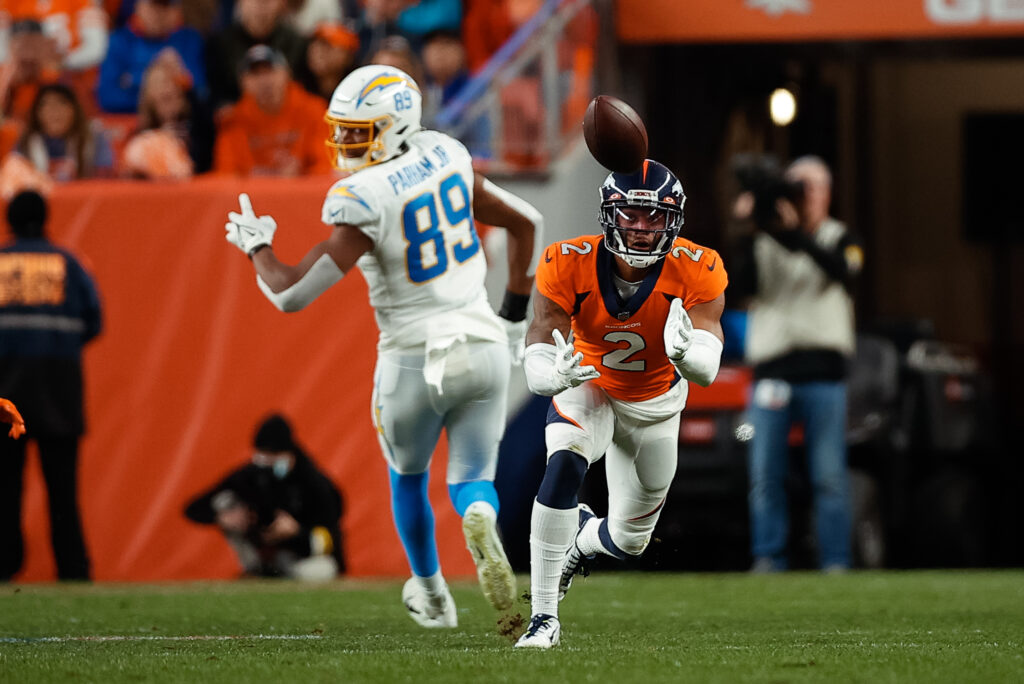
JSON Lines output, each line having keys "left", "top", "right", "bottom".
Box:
{"left": 184, "top": 413, "right": 345, "bottom": 578}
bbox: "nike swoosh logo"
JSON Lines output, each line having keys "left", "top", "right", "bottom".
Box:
{"left": 707, "top": 259, "right": 717, "bottom": 272}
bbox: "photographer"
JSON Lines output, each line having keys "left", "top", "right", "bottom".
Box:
{"left": 184, "top": 413, "right": 345, "bottom": 579}
{"left": 729, "top": 155, "right": 863, "bottom": 573}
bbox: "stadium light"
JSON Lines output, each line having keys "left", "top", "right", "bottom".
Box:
{"left": 770, "top": 87, "right": 797, "bottom": 127}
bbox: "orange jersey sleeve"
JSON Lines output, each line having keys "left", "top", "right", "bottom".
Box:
{"left": 536, "top": 235, "right": 727, "bottom": 402}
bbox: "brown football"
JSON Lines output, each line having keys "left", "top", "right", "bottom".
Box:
{"left": 583, "top": 95, "right": 648, "bottom": 173}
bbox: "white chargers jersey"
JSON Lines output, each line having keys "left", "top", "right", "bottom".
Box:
{"left": 321, "top": 130, "right": 506, "bottom": 352}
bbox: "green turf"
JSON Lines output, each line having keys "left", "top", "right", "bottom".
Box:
{"left": 1, "top": 571, "right": 1022, "bottom": 683}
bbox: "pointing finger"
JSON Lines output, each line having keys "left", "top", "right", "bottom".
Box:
{"left": 238, "top": 193, "right": 255, "bottom": 217}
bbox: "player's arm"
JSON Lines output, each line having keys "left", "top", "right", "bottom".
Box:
{"left": 663, "top": 293, "right": 725, "bottom": 387}
{"left": 522, "top": 292, "right": 599, "bottom": 396}
{"left": 473, "top": 173, "right": 544, "bottom": 363}
{"left": 225, "top": 193, "right": 372, "bottom": 312}
{"left": 472, "top": 173, "right": 542, "bottom": 296}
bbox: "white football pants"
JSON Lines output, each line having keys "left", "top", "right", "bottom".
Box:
{"left": 371, "top": 340, "right": 510, "bottom": 483}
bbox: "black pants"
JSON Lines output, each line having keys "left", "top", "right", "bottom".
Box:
{"left": 0, "top": 435, "right": 91, "bottom": 580}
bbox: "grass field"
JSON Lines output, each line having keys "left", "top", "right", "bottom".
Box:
{"left": 1, "top": 571, "right": 1022, "bottom": 683}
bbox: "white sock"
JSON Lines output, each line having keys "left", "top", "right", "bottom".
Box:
{"left": 414, "top": 569, "right": 446, "bottom": 597}
{"left": 576, "top": 517, "right": 609, "bottom": 557}
{"left": 529, "top": 499, "right": 577, "bottom": 617}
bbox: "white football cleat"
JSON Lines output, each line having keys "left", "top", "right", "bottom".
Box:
{"left": 514, "top": 613, "right": 561, "bottom": 649}
{"left": 558, "top": 503, "right": 595, "bottom": 601}
{"left": 462, "top": 501, "right": 516, "bottom": 611}
{"left": 402, "top": 577, "right": 457, "bottom": 628}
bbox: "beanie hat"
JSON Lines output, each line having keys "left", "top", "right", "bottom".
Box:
{"left": 6, "top": 190, "right": 47, "bottom": 238}
{"left": 253, "top": 414, "right": 295, "bottom": 452}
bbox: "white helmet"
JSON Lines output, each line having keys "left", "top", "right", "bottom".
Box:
{"left": 324, "top": 65, "right": 422, "bottom": 172}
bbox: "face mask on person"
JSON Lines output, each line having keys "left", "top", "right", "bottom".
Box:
{"left": 252, "top": 450, "right": 294, "bottom": 479}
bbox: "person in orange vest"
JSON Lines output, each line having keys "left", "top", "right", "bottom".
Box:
{"left": 213, "top": 44, "right": 332, "bottom": 176}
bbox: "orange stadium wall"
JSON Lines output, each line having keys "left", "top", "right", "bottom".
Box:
{"left": 13, "top": 176, "right": 476, "bottom": 582}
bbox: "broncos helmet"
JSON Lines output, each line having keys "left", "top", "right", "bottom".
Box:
{"left": 599, "top": 159, "right": 686, "bottom": 269}
{"left": 324, "top": 65, "right": 422, "bottom": 172}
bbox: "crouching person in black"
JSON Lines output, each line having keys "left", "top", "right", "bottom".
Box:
{"left": 185, "top": 414, "right": 345, "bottom": 579}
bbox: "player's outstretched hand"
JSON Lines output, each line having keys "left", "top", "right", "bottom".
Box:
{"left": 663, "top": 298, "right": 693, "bottom": 362}
{"left": 225, "top": 193, "right": 277, "bottom": 256}
{"left": 552, "top": 329, "right": 600, "bottom": 388}
{"left": 501, "top": 318, "right": 527, "bottom": 366}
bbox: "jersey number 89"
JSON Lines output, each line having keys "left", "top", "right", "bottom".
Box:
{"left": 402, "top": 173, "right": 481, "bottom": 283}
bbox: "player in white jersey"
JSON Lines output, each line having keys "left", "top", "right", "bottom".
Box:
{"left": 223, "top": 65, "right": 543, "bottom": 627}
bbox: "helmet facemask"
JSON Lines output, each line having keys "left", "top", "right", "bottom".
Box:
{"left": 324, "top": 114, "right": 393, "bottom": 172}
{"left": 600, "top": 196, "right": 683, "bottom": 269}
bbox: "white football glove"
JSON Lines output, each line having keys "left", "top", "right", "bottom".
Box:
{"left": 225, "top": 192, "right": 277, "bottom": 256}
{"left": 663, "top": 298, "right": 694, "bottom": 362}
{"left": 552, "top": 329, "right": 601, "bottom": 389}
{"left": 501, "top": 318, "right": 527, "bottom": 366}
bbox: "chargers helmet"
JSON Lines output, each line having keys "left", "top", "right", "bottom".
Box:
{"left": 599, "top": 160, "right": 686, "bottom": 269}
{"left": 324, "top": 65, "right": 422, "bottom": 172}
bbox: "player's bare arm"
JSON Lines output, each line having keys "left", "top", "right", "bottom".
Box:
{"left": 472, "top": 173, "right": 542, "bottom": 296}
{"left": 251, "top": 224, "right": 372, "bottom": 292}
{"left": 686, "top": 293, "right": 726, "bottom": 341}
{"left": 225, "top": 193, "right": 372, "bottom": 312}
{"left": 526, "top": 292, "right": 570, "bottom": 346}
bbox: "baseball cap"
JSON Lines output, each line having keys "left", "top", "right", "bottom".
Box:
{"left": 239, "top": 44, "right": 287, "bottom": 74}
{"left": 313, "top": 22, "right": 359, "bottom": 52}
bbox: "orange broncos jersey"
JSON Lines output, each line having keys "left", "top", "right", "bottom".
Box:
{"left": 5, "top": 0, "right": 106, "bottom": 57}
{"left": 535, "top": 235, "right": 728, "bottom": 402}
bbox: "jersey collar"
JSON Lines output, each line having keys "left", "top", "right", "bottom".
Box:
{"left": 596, "top": 239, "right": 665, "bottom": 321}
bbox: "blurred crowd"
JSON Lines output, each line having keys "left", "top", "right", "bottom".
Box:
{"left": 0, "top": 0, "right": 547, "bottom": 197}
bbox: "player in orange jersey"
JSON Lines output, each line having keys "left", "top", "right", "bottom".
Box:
{"left": 515, "top": 159, "right": 727, "bottom": 648}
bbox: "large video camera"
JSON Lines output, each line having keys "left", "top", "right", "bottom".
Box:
{"left": 731, "top": 153, "right": 805, "bottom": 229}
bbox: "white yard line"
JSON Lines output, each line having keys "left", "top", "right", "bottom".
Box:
{"left": 0, "top": 634, "right": 323, "bottom": 644}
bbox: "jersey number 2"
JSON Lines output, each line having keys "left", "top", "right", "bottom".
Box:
{"left": 402, "top": 173, "right": 481, "bottom": 283}
{"left": 602, "top": 331, "right": 646, "bottom": 371}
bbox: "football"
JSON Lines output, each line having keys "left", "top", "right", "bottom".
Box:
{"left": 583, "top": 95, "right": 649, "bottom": 173}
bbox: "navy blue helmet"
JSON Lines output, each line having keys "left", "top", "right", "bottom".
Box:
{"left": 599, "top": 159, "right": 686, "bottom": 268}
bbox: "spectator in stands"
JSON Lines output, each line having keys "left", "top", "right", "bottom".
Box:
{"left": 184, "top": 413, "right": 345, "bottom": 579}
{"left": 352, "top": 0, "right": 416, "bottom": 65}
{"left": 10, "top": 83, "right": 114, "bottom": 182}
{"left": 462, "top": 0, "right": 514, "bottom": 72}
{"left": 420, "top": 28, "right": 489, "bottom": 157}
{"left": 0, "top": 19, "right": 61, "bottom": 123}
{"left": 0, "top": 190, "right": 103, "bottom": 582}
{"left": 96, "top": 0, "right": 207, "bottom": 113}
{"left": 298, "top": 21, "right": 358, "bottom": 102}
{"left": 121, "top": 59, "right": 214, "bottom": 179}
{"left": 396, "top": 0, "right": 461, "bottom": 45}
{"left": 366, "top": 35, "right": 427, "bottom": 109}
{"left": 213, "top": 44, "right": 330, "bottom": 176}
{"left": 0, "top": 0, "right": 109, "bottom": 74}
{"left": 284, "top": 0, "right": 343, "bottom": 36}
{"left": 206, "top": 0, "right": 307, "bottom": 108}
